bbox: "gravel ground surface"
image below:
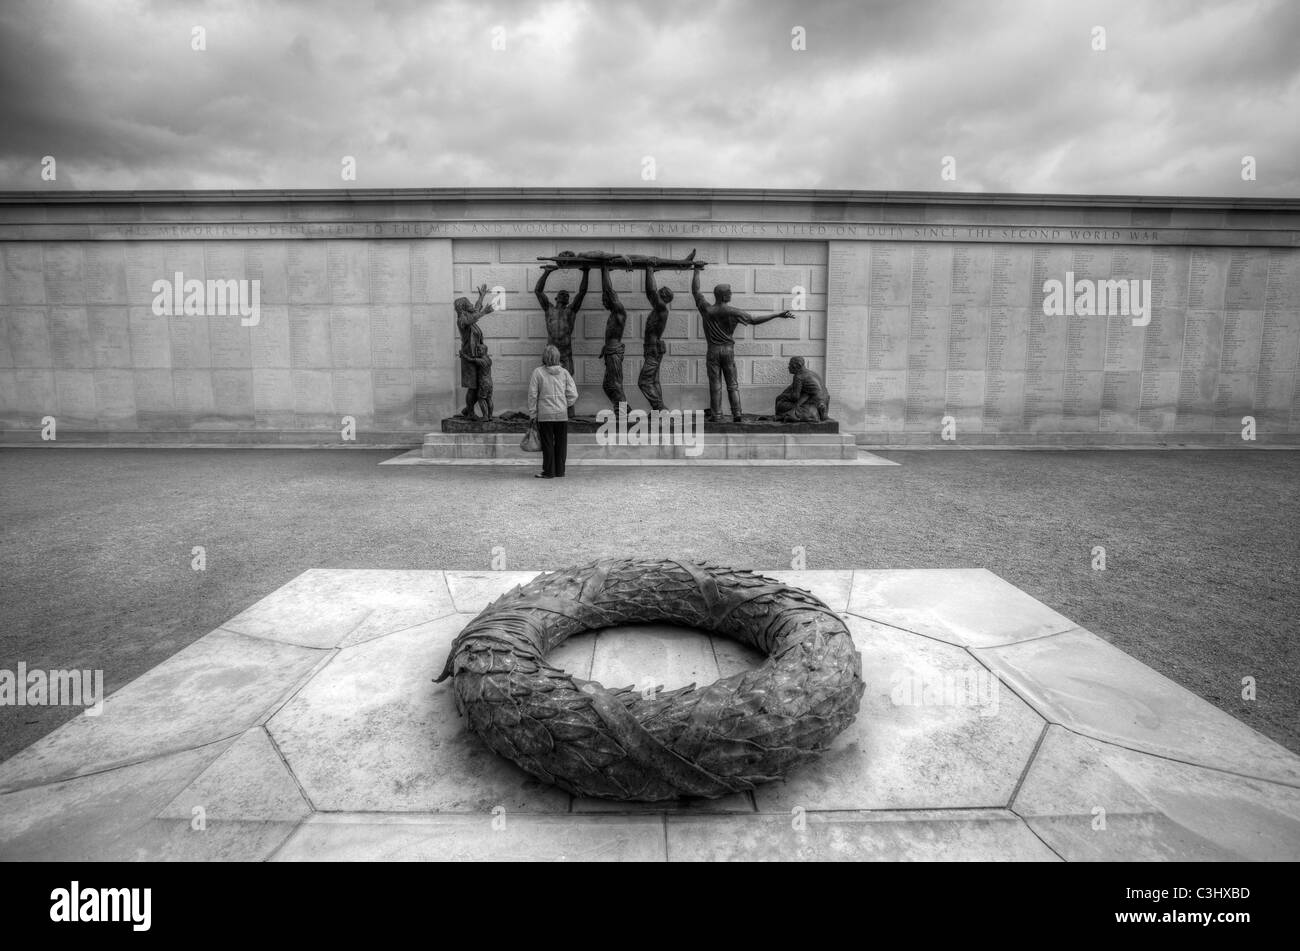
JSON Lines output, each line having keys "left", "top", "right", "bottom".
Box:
{"left": 0, "top": 447, "right": 1295, "bottom": 761}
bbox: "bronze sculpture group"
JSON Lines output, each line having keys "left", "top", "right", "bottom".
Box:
{"left": 456, "top": 250, "right": 829, "bottom": 423}
{"left": 454, "top": 285, "right": 496, "bottom": 420}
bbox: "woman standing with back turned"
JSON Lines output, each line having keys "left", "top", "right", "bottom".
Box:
{"left": 527, "top": 345, "right": 578, "bottom": 479}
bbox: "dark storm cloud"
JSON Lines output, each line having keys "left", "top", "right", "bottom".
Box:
{"left": 0, "top": 0, "right": 1295, "bottom": 195}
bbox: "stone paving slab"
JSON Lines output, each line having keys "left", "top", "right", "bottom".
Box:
{"left": 589, "top": 623, "right": 720, "bottom": 693}
{"left": 665, "top": 809, "right": 1060, "bottom": 862}
{"left": 444, "top": 570, "right": 541, "bottom": 613}
{"left": 1013, "top": 727, "right": 1300, "bottom": 861}
{"left": 0, "top": 743, "right": 253, "bottom": 861}
{"left": 974, "top": 629, "right": 1300, "bottom": 787}
{"left": 157, "top": 728, "right": 310, "bottom": 824}
{"left": 847, "top": 568, "right": 1077, "bottom": 648}
{"left": 752, "top": 617, "right": 1045, "bottom": 812}
{"left": 223, "top": 568, "right": 458, "bottom": 649}
{"left": 3, "top": 567, "right": 1299, "bottom": 861}
{"left": 266, "top": 613, "right": 569, "bottom": 814}
{"left": 272, "top": 813, "right": 667, "bottom": 862}
{"left": 0, "top": 629, "right": 327, "bottom": 793}
{"left": 759, "top": 570, "right": 855, "bottom": 612}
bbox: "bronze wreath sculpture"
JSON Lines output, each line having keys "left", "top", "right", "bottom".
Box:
{"left": 435, "top": 559, "right": 865, "bottom": 800}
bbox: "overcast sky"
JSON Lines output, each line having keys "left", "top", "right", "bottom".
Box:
{"left": 0, "top": 0, "right": 1296, "bottom": 196}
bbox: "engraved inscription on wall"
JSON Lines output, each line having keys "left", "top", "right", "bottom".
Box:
{"left": 0, "top": 239, "right": 454, "bottom": 430}
{"left": 3, "top": 231, "right": 1297, "bottom": 440}
{"left": 826, "top": 241, "right": 1300, "bottom": 436}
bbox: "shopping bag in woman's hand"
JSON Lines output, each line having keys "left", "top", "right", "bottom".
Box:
{"left": 520, "top": 420, "right": 542, "bottom": 452}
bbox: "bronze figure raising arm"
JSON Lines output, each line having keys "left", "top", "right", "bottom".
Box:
{"left": 534, "top": 270, "right": 553, "bottom": 312}
{"left": 644, "top": 267, "right": 660, "bottom": 307}
{"left": 690, "top": 264, "right": 710, "bottom": 316}
{"left": 600, "top": 263, "right": 626, "bottom": 318}
{"left": 569, "top": 266, "right": 592, "bottom": 314}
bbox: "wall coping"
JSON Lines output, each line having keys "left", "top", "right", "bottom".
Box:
{"left": 0, "top": 187, "right": 1297, "bottom": 213}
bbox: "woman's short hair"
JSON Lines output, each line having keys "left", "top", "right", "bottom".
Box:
{"left": 542, "top": 345, "right": 561, "bottom": 367}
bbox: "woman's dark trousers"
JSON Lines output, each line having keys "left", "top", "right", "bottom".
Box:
{"left": 539, "top": 420, "right": 568, "bottom": 477}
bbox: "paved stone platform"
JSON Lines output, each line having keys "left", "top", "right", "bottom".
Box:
{"left": 441, "top": 416, "right": 841, "bottom": 434}
{"left": 392, "top": 433, "right": 892, "bottom": 466}
{"left": 2, "top": 568, "right": 1296, "bottom": 862}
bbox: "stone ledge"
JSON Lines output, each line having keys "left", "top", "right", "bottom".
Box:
{"left": 422, "top": 431, "right": 858, "bottom": 462}
{"left": 0, "top": 429, "right": 425, "bottom": 447}
{"left": 853, "top": 431, "right": 1300, "bottom": 447}
{"left": 4, "top": 186, "right": 1296, "bottom": 214}
{"left": 441, "top": 415, "right": 840, "bottom": 434}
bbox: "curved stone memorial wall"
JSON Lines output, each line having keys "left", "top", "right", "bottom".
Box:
{"left": 0, "top": 188, "right": 1296, "bottom": 445}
